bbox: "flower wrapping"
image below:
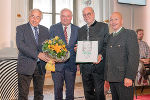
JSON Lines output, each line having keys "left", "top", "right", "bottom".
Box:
{"left": 42, "top": 36, "right": 70, "bottom": 71}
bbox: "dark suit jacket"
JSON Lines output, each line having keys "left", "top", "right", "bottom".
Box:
{"left": 16, "top": 23, "right": 49, "bottom": 75}
{"left": 78, "top": 21, "right": 109, "bottom": 79}
{"left": 104, "top": 27, "right": 139, "bottom": 82}
{"left": 49, "top": 22, "right": 79, "bottom": 72}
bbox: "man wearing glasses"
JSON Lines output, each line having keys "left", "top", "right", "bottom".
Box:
{"left": 16, "top": 9, "right": 50, "bottom": 100}
{"left": 77, "top": 7, "right": 109, "bottom": 100}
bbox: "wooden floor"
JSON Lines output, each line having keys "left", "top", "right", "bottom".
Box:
{"left": 28, "top": 83, "right": 150, "bottom": 100}
{"left": 135, "top": 86, "right": 150, "bottom": 95}
{"left": 29, "top": 83, "right": 85, "bottom": 100}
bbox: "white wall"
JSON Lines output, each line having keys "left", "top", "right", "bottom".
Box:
{"left": 0, "top": 0, "right": 11, "bottom": 49}
{"left": 134, "top": 1, "right": 150, "bottom": 45}
{"left": 112, "top": 0, "right": 150, "bottom": 46}
{"left": 0, "top": 0, "right": 28, "bottom": 58}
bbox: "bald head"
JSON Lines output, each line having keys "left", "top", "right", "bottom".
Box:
{"left": 82, "top": 7, "right": 95, "bottom": 26}
{"left": 111, "top": 12, "right": 122, "bottom": 19}
{"left": 110, "top": 12, "right": 123, "bottom": 32}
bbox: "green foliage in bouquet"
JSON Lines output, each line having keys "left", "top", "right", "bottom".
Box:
{"left": 42, "top": 36, "right": 69, "bottom": 60}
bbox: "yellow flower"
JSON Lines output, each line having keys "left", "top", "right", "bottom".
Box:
{"left": 53, "top": 43, "right": 61, "bottom": 53}
{"left": 64, "top": 48, "right": 67, "bottom": 52}
{"left": 42, "top": 36, "right": 70, "bottom": 72}
{"left": 48, "top": 40, "right": 52, "bottom": 44}
{"left": 55, "top": 36, "right": 59, "bottom": 40}
{"left": 48, "top": 45, "right": 51, "bottom": 49}
{"left": 42, "top": 36, "right": 69, "bottom": 58}
{"left": 62, "top": 45, "right": 66, "bottom": 48}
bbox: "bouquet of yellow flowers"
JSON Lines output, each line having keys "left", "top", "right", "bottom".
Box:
{"left": 42, "top": 36, "right": 70, "bottom": 71}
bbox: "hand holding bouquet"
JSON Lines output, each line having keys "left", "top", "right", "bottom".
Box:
{"left": 42, "top": 36, "right": 70, "bottom": 72}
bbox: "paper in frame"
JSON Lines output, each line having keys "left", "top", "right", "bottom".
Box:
{"left": 76, "top": 41, "right": 98, "bottom": 63}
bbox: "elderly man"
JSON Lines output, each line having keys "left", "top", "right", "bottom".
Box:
{"left": 104, "top": 12, "right": 139, "bottom": 100}
{"left": 77, "top": 7, "right": 109, "bottom": 100}
{"left": 16, "top": 9, "right": 50, "bottom": 100}
{"left": 49, "top": 8, "right": 79, "bottom": 100}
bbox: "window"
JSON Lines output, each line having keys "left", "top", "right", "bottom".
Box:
{"left": 32, "top": 0, "right": 74, "bottom": 28}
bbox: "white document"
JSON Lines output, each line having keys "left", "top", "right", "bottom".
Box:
{"left": 76, "top": 41, "right": 98, "bottom": 63}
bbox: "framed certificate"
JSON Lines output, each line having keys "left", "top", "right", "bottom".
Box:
{"left": 76, "top": 41, "right": 98, "bottom": 63}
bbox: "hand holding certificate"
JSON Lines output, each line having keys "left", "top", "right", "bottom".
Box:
{"left": 76, "top": 41, "right": 98, "bottom": 63}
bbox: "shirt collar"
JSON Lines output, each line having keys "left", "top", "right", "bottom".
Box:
{"left": 113, "top": 27, "right": 122, "bottom": 33}
{"left": 63, "top": 24, "right": 71, "bottom": 29}
{"left": 29, "top": 23, "right": 39, "bottom": 35}
{"left": 87, "top": 20, "right": 96, "bottom": 28}
{"left": 29, "top": 23, "right": 39, "bottom": 30}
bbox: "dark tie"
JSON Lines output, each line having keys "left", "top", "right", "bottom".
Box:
{"left": 87, "top": 27, "right": 89, "bottom": 41}
{"left": 34, "top": 27, "right": 39, "bottom": 44}
{"left": 64, "top": 26, "right": 68, "bottom": 44}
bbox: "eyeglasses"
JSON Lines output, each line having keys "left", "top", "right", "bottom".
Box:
{"left": 83, "top": 12, "right": 92, "bottom": 17}
{"left": 30, "top": 15, "right": 41, "bottom": 20}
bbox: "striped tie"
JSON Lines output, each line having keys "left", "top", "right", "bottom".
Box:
{"left": 34, "top": 27, "right": 39, "bottom": 44}
{"left": 64, "top": 26, "right": 68, "bottom": 44}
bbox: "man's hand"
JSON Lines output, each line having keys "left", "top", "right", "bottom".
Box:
{"left": 77, "top": 64, "right": 80, "bottom": 71}
{"left": 140, "top": 59, "right": 150, "bottom": 64}
{"left": 38, "top": 52, "right": 50, "bottom": 62}
{"left": 93, "top": 54, "right": 102, "bottom": 64}
{"left": 124, "top": 78, "right": 133, "bottom": 87}
{"left": 74, "top": 44, "right": 77, "bottom": 52}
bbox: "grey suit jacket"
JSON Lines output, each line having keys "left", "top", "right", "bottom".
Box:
{"left": 104, "top": 27, "right": 139, "bottom": 82}
{"left": 78, "top": 21, "right": 109, "bottom": 79}
{"left": 16, "top": 23, "right": 49, "bottom": 75}
{"left": 49, "top": 22, "right": 79, "bottom": 72}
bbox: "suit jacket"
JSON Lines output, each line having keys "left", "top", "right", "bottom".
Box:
{"left": 16, "top": 23, "right": 49, "bottom": 75}
{"left": 49, "top": 22, "right": 79, "bottom": 72}
{"left": 78, "top": 21, "right": 109, "bottom": 79}
{"left": 104, "top": 27, "right": 139, "bottom": 82}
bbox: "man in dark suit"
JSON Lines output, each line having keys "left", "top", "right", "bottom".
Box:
{"left": 49, "top": 8, "right": 79, "bottom": 100}
{"left": 16, "top": 9, "right": 50, "bottom": 100}
{"left": 104, "top": 12, "right": 139, "bottom": 100}
{"left": 77, "top": 7, "right": 109, "bottom": 100}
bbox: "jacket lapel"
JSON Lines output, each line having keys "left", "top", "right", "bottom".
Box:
{"left": 68, "top": 24, "right": 74, "bottom": 46}
{"left": 27, "top": 23, "right": 38, "bottom": 47}
{"left": 60, "top": 24, "right": 66, "bottom": 42}
{"left": 110, "top": 27, "right": 125, "bottom": 45}
{"left": 58, "top": 23, "right": 74, "bottom": 47}
{"left": 82, "top": 25, "right": 88, "bottom": 41}
{"left": 58, "top": 23, "right": 68, "bottom": 45}
{"left": 38, "top": 25, "right": 44, "bottom": 45}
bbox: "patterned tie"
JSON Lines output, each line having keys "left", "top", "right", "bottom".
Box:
{"left": 34, "top": 27, "right": 39, "bottom": 44}
{"left": 64, "top": 26, "right": 68, "bottom": 44}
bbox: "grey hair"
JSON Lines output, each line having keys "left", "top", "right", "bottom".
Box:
{"left": 82, "top": 7, "right": 95, "bottom": 13}
{"left": 60, "top": 8, "right": 72, "bottom": 16}
{"left": 29, "top": 9, "right": 43, "bottom": 19}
